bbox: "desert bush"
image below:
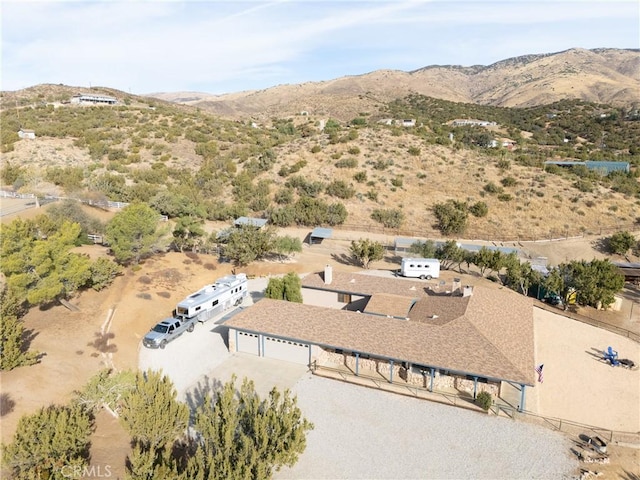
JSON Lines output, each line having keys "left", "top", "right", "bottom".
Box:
{"left": 483, "top": 182, "right": 503, "bottom": 194}
{"left": 469, "top": 201, "right": 488, "bottom": 217}
{"left": 433, "top": 200, "right": 468, "bottom": 235}
{"left": 371, "top": 208, "right": 404, "bottom": 229}
{"left": 353, "top": 171, "right": 367, "bottom": 183}
{"left": 475, "top": 391, "right": 492, "bottom": 411}
{"left": 325, "top": 180, "right": 356, "bottom": 199}
{"left": 391, "top": 176, "right": 404, "bottom": 188}
{"left": 500, "top": 176, "right": 517, "bottom": 187}
{"left": 335, "top": 157, "right": 358, "bottom": 168}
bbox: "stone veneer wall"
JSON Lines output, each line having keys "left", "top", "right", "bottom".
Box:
{"left": 321, "top": 350, "right": 499, "bottom": 396}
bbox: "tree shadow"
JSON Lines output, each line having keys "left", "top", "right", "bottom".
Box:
{"left": 21, "top": 327, "right": 39, "bottom": 352}
{"left": 0, "top": 392, "right": 16, "bottom": 416}
{"left": 330, "top": 252, "right": 359, "bottom": 267}
{"left": 184, "top": 375, "right": 225, "bottom": 417}
{"left": 87, "top": 332, "right": 118, "bottom": 353}
{"left": 591, "top": 237, "right": 611, "bottom": 255}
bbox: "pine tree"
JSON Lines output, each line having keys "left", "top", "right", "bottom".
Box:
{"left": 0, "top": 286, "right": 38, "bottom": 371}
{"left": 120, "top": 370, "right": 189, "bottom": 476}
{"left": 2, "top": 403, "right": 93, "bottom": 478}
{"left": 187, "top": 376, "right": 313, "bottom": 479}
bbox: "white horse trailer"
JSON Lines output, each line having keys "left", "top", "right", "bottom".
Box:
{"left": 400, "top": 258, "right": 440, "bottom": 280}
{"left": 176, "top": 273, "right": 248, "bottom": 322}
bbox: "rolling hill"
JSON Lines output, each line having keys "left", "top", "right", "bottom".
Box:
{"left": 149, "top": 48, "right": 640, "bottom": 122}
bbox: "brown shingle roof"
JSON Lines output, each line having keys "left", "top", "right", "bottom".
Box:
{"left": 363, "top": 293, "right": 416, "bottom": 318}
{"left": 227, "top": 276, "right": 535, "bottom": 385}
{"left": 302, "top": 271, "right": 429, "bottom": 297}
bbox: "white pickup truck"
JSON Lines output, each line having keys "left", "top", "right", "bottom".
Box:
{"left": 142, "top": 316, "right": 197, "bottom": 349}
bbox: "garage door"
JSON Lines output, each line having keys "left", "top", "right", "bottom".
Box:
{"left": 263, "top": 336, "right": 309, "bottom": 365}
{"left": 236, "top": 331, "right": 259, "bottom": 355}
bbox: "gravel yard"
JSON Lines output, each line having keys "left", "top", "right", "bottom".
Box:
{"left": 276, "top": 376, "right": 578, "bottom": 480}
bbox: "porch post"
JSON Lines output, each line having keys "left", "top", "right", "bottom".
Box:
{"left": 429, "top": 368, "right": 435, "bottom": 392}
{"left": 355, "top": 353, "right": 360, "bottom": 376}
{"left": 389, "top": 360, "right": 394, "bottom": 383}
{"left": 473, "top": 376, "right": 478, "bottom": 399}
{"left": 519, "top": 384, "right": 526, "bottom": 412}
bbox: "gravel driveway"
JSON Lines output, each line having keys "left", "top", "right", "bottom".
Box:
{"left": 275, "top": 376, "right": 578, "bottom": 480}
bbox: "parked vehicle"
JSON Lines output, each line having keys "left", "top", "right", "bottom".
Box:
{"left": 143, "top": 316, "right": 196, "bottom": 349}
{"left": 175, "top": 273, "right": 248, "bottom": 323}
{"left": 400, "top": 258, "right": 440, "bottom": 280}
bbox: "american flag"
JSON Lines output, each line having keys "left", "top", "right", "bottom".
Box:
{"left": 535, "top": 364, "right": 544, "bottom": 383}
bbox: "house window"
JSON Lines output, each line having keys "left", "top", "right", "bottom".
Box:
{"left": 338, "top": 293, "right": 351, "bottom": 303}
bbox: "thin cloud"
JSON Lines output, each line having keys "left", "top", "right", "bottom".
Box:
{"left": 1, "top": 1, "right": 637, "bottom": 93}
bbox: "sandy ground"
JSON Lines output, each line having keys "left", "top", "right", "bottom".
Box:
{"left": 1, "top": 204, "right": 639, "bottom": 476}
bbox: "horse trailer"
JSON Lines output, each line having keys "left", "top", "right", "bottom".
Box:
{"left": 175, "top": 273, "right": 248, "bottom": 322}
{"left": 400, "top": 258, "right": 440, "bottom": 280}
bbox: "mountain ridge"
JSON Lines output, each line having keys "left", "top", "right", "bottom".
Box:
{"left": 147, "top": 48, "right": 640, "bottom": 121}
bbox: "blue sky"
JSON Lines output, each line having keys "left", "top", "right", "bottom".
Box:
{"left": 2, "top": 1, "right": 638, "bottom": 95}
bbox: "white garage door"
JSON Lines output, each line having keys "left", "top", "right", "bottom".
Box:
{"left": 263, "top": 336, "right": 309, "bottom": 365}
{"left": 237, "top": 331, "right": 259, "bottom": 355}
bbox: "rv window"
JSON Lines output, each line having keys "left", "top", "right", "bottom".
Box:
{"left": 195, "top": 306, "right": 201, "bottom": 312}
{"left": 410, "top": 264, "right": 415, "bottom": 268}
{"left": 213, "top": 299, "right": 219, "bottom": 307}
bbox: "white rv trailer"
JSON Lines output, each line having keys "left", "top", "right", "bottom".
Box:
{"left": 400, "top": 258, "right": 440, "bottom": 280}
{"left": 175, "top": 273, "right": 248, "bottom": 322}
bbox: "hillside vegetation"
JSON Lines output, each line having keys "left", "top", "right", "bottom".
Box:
{"left": 150, "top": 48, "right": 640, "bottom": 122}
{"left": 1, "top": 82, "right": 639, "bottom": 241}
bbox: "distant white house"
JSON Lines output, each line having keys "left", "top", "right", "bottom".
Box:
{"left": 376, "top": 118, "right": 416, "bottom": 127}
{"left": 18, "top": 129, "right": 36, "bottom": 139}
{"left": 70, "top": 94, "right": 117, "bottom": 105}
{"left": 451, "top": 119, "right": 497, "bottom": 127}
{"left": 490, "top": 138, "right": 516, "bottom": 150}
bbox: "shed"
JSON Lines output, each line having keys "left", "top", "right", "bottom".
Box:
{"left": 234, "top": 217, "right": 268, "bottom": 228}
{"left": 395, "top": 237, "right": 423, "bottom": 254}
{"left": 18, "top": 129, "right": 36, "bottom": 139}
{"left": 309, "top": 227, "right": 333, "bottom": 245}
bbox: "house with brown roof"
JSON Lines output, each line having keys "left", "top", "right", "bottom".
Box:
{"left": 225, "top": 266, "right": 536, "bottom": 410}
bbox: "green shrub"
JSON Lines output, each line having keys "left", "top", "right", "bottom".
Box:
{"left": 469, "top": 201, "right": 488, "bottom": 217}
{"left": 497, "top": 193, "right": 513, "bottom": 202}
{"left": 475, "top": 391, "right": 492, "bottom": 411}
{"left": 347, "top": 146, "right": 361, "bottom": 155}
{"left": 391, "top": 176, "right": 403, "bottom": 188}
{"left": 325, "top": 180, "right": 355, "bottom": 199}
{"left": 311, "top": 145, "right": 321, "bottom": 154}
{"left": 335, "top": 157, "right": 358, "bottom": 168}
{"left": 407, "top": 146, "right": 421, "bottom": 156}
{"left": 371, "top": 208, "right": 404, "bottom": 229}
{"left": 483, "top": 182, "right": 503, "bottom": 194}
{"left": 500, "top": 176, "right": 517, "bottom": 187}
{"left": 353, "top": 171, "right": 367, "bottom": 183}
